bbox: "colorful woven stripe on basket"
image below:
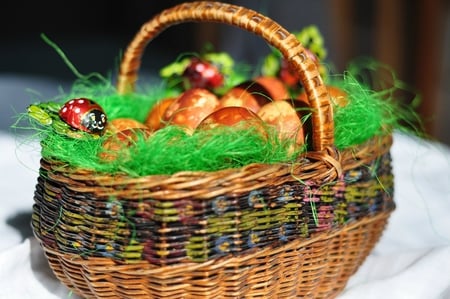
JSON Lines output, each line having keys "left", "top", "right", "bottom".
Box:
{"left": 32, "top": 153, "right": 393, "bottom": 265}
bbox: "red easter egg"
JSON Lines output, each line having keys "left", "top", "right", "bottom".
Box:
{"left": 182, "top": 57, "right": 224, "bottom": 90}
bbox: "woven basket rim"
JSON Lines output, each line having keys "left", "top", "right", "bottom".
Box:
{"left": 40, "top": 134, "right": 392, "bottom": 200}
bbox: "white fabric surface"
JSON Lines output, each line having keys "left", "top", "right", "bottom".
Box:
{"left": 0, "top": 131, "right": 449, "bottom": 299}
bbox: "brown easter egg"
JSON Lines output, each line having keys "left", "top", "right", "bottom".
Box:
{"left": 218, "top": 76, "right": 289, "bottom": 113}
{"left": 101, "top": 118, "right": 150, "bottom": 161}
{"left": 197, "top": 106, "right": 262, "bottom": 129}
{"left": 100, "top": 127, "right": 151, "bottom": 161}
{"left": 145, "top": 97, "right": 177, "bottom": 131}
{"left": 253, "top": 76, "right": 290, "bottom": 100}
{"left": 106, "top": 118, "right": 148, "bottom": 133}
{"left": 163, "top": 88, "right": 219, "bottom": 132}
{"left": 197, "top": 106, "right": 268, "bottom": 140}
{"left": 218, "top": 86, "right": 262, "bottom": 113}
{"left": 257, "top": 100, "right": 304, "bottom": 146}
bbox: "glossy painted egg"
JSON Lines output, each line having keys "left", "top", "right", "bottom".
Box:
{"left": 257, "top": 100, "right": 304, "bottom": 146}
{"left": 327, "top": 85, "right": 349, "bottom": 107}
{"left": 100, "top": 118, "right": 151, "bottom": 161}
{"left": 106, "top": 118, "right": 148, "bottom": 133}
{"left": 197, "top": 106, "right": 268, "bottom": 140}
{"left": 163, "top": 88, "right": 219, "bottom": 132}
{"left": 197, "top": 106, "right": 264, "bottom": 129}
{"left": 59, "top": 98, "right": 107, "bottom": 135}
{"left": 182, "top": 57, "right": 224, "bottom": 90}
{"left": 253, "top": 76, "right": 290, "bottom": 100}
{"left": 144, "top": 97, "right": 177, "bottom": 131}
{"left": 218, "top": 86, "right": 262, "bottom": 113}
{"left": 217, "top": 76, "right": 289, "bottom": 113}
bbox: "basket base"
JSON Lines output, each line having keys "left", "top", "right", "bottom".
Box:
{"left": 39, "top": 210, "right": 393, "bottom": 299}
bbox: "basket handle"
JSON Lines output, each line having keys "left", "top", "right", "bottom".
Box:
{"left": 117, "top": 1, "right": 334, "bottom": 152}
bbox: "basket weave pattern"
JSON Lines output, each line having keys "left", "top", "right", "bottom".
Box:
{"left": 33, "top": 138, "right": 393, "bottom": 266}
{"left": 31, "top": 2, "right": 396, "bottom": 298}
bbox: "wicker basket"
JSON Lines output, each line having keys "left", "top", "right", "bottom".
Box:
{"left": 31, "top": 2, "right": 395, "bottom": 298}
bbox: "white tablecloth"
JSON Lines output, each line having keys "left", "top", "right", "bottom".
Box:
{"left": 1, "top": 131, "right": 449, "bottom": 299}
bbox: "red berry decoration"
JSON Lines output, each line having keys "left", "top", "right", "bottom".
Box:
{"left": 59, "top": 98, "right": 107, "bottom": 135}
{"left": 182, "top": 58, "right": 224, "bottom": 90}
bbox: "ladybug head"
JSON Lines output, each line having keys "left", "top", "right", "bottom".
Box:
{"left": 80, "top": 108, "right": 107, "bottom": 134}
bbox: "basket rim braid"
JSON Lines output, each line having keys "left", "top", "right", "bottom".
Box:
{"left": 31, "top": 2, "right": 396, "bottom": 299}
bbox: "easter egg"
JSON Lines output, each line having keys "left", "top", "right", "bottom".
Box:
{"left": 253, "top": 76, "right": 290, "bottom": 100}
{"left": 197, "top": 106, "right": 263, "bottom": 129}
{"left": 100, "top": 118, "right": 151, "bottom": 161}
{"left": 163, "top": 88, "right": 219, "bottom": 132}
{"left": 106, "top": 118, "right": 148, "bottom": 133}
{"left": 217, "top": 76, "right": 289, "bottom": 113}
{"left": 197, "top": 106, "right": 268, "bottom": 141}
{"left": 182, "top": 57, "right": 224, "bottom": 90}
{"left": 144, "top": 97, "right": 177, "bottom": 131}
{"left": 217, "top": 86, "right": 262, "bottom": 113}
{"left": 257, "top": 100, "right": 305, "bottom": 146}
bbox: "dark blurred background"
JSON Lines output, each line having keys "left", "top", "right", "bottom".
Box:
{"left": 1, "top": 0, "right": 449, "bottom": 145}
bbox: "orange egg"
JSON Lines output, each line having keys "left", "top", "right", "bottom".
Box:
{"left": 100, "top": 127, "right": 152, "bottom": 161}
{"left": 327, "top": 86, "right": 349, "bottom": 107}
{"left": 257, "top": 100, "right": 304, "bottom": 146}
{"left": 144, "top": 97, "right": 177, "bottom": 131}
{"left": 197, "top": 106, "right": 267, "bottom": 139}
{"left": 253, "top": 76, "right": 290, "bottom": 100}
{"left": 197, "top": 106, "right": 261, "bottom": 128}
{"left": 218, "top": 87, "right": 261, "bottom": 114}
{"left": 106, "top": 118, "right": 148, "bottom": 133}
{"left": 218, "top": 76, "right": 289, "bottom": 113}
{"left": 100, "top": 118, "right": 151, "bottom": 161}
{"left": 163, "top": 88, "right": 219, "bottom": 132}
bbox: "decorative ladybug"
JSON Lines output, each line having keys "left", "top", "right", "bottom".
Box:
{"left": 182, "top": 57, "right": 224, "bottom": 90}
{"left": 59, "top": 98, "right": 107, "bottom": 135}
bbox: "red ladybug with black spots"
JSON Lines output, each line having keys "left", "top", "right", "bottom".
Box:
{"left": 59, "top": 98, "right": 107, "bottom": 135}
